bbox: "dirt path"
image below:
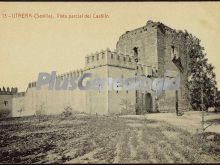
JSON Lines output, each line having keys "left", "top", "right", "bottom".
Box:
{"left": 122, "top": 111, "right": 220, "bottom": 133}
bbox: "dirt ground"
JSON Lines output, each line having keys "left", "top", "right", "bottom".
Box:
{"left": 122, "top": 111, "right": 220, "bottom": 134}
{"left": 0, "top": 112, "right": 219, "bottom": 163}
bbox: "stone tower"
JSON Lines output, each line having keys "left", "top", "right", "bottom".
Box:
{"left": 116, "top": 20, "right": 189, "bottom": 113}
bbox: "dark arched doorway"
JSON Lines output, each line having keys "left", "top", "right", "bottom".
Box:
{"left": 145, "top": 93, "right": 153, "bottom": 112}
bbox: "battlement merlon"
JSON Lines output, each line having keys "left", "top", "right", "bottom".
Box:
{"left": 0, "top": 87, "right": 18, "bottom": 95}
{"left": 84, "top": 48, "right": 138, "bottom": 70}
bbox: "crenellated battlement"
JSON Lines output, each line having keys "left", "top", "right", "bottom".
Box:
{"left": 84, "top": 49, "right": 108, "bottom": 69}
{"left": 27, "top": 69, "right": 86, "bottom": 89}
{"left": 28, "top": 81, "right": 37, "bottom": 88}
{"left": 0, "top": 86, "right": 18, "bottom": 95}
{"left": 56, "top": 68, "right": 85, "bottom": 80}
{"left": 85, "top": 48, "right": 137, "bottom": 70}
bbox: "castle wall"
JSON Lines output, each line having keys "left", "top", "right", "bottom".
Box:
{"left": 105, "top": 50, "right": 136, "bottom": 114}
{"left": 84, "top": 49, "right": 109, "bottom": 114}
{"left": 107, "top": 65, "right": 136, "bottom": 114}
{"left": 84, "top": 49, "right": 137, "bottom": 115}
{"left": 84, "top": 66, "right": 108, "bottom": 115}
{"left": 24, "top": 87, "right": 41, "bottom": 116}
{"left": 22, "top": 70, "right": 87, "bottom": 116}
{"left": 12, "top": 92, "right": 26, "bottom": 117}
{"left": 157, "top": 24, "right": 189, "bottom": 112}
{"left": 0, "top": 94, "right": 13, "bottom": 117}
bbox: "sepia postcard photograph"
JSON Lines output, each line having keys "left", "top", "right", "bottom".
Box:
{"left": 0, "top": 1, "right": 220, "bottom": 164}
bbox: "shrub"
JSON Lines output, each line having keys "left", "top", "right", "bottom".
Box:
{"left": 62, "top": 106, "right": 73, "bottom": 117}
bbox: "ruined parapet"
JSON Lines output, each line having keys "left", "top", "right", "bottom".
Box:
{"left": 117, "top": 20, "right": 158, "bottom": 41}
{"left": 136, "top": 64, "right": 156, "bottom": 77}
{"left": 116, "top": 20, "right": 188, "bottom": 58}
{"left": 156, "top": 21, "right": 188, "bottom": 42}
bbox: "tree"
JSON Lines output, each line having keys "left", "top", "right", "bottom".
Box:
{"left": 214, "top": 90, "right": 220, "bottom": 112}
{"left": 62, "top": 105, "right": 73, "bottom": 117}
{"left": 186, "top": 33, "right": 217, "bottom": 111}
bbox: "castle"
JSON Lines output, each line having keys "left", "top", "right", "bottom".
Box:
{"left": 0, "top": 20, "right": 190, "bottom": 118}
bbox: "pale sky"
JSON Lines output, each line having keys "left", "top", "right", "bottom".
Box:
{"left": 0, "top": 2, "right": 220, "bottom": 92}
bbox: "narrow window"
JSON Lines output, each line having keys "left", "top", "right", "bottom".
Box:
{"left": 92, "top": 56, "right": 94, "bottom": 62}
{"left": 133, "top": 47, "right": 138, "bottom": 55}
{"left": 97, "top": 54, "right": 99, "bottom": 60}
{"left": 171, "top": 45, "right": 175, "bottom": 54}
{"left": 133, "top": 47, "right": 138, "bottom": 62}
{"left": 4, "top": 100, "right": 8, "bottom": 106}
{"left": 87, "top": 57, "right": 89, "bottom": 64}
{"left": 111, "top": 54, "right": 113, "bottom": 59}
{"left": 136, "top": 90, "right": 138, "bottom": 103}
{"left": 171, "top": 45, "right": 176, "bottom": 59}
